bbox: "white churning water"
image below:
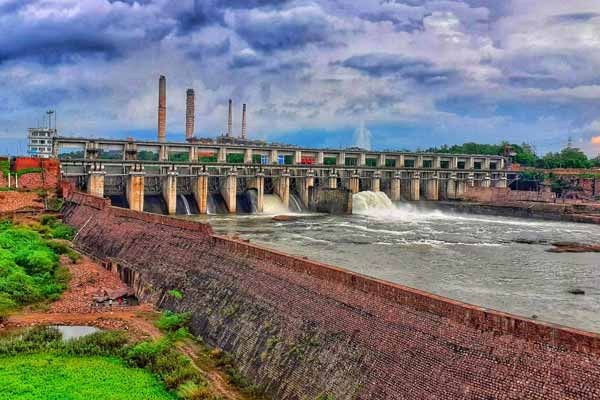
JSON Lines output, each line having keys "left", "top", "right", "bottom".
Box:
{"left": 263, "top": 194, "right": 291, "bottom": 215}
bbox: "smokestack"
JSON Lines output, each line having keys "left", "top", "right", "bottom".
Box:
{"left": 158, "top": 75, "right": 166, "bottom": 142}
{"left": 227, "top": 99, "right": 233, "bottom": 137}
{"left": 241, "top": 104, "right": 247, "bottom": 139}
{"left": 185, "top": 89, "right": 195, "bottom": 140}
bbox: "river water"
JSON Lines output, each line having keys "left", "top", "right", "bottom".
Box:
{"left": 190, "top": 192, "right": 600, "bottom": 333}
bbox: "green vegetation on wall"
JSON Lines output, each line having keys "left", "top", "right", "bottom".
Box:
{"left": 0, "top": 160, "right": 9, "bottom": 178}
{"left": 227, "top": 153, "right": 244, "bottom": 164}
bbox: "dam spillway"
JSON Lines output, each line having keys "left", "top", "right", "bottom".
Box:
{"left": 62, "top": 192, "right": 600, "bottom": 400}
{"left": 56, "top": 136, "right": 510, "bottom": 215}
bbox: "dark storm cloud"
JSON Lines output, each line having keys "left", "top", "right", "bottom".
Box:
{"left": 550, "top": 13, "right": 600, "bottom": 23}
{"left": 339, "top": 53, "right": 458, "bottom": 85}
{"left": 228, "top": 5, "right": 338, "bottom": 53}
{"left": 0, "top": 1, "right": 174, "bottom": 65}
{"left": 229, "top": 52, "right": 264, "bottom": 69}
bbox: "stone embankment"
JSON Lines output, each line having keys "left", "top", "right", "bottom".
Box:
{"left": 62, "top": 192, "right": 600, "bottom": 400}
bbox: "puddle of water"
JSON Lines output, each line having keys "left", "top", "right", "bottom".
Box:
{"left": 53, "top": 325, "right": 100, "bottom": 340}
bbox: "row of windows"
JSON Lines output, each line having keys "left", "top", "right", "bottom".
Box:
{"left": 30, "top": 139, "right": 50, "bottom": 144}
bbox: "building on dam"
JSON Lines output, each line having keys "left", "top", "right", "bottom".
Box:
{"left": 54, "top": 75, "right": 508, "bottom": 215}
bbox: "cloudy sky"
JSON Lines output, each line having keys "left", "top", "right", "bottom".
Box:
{"left": 2, "top": 0, "right": 600, "bottom": 156}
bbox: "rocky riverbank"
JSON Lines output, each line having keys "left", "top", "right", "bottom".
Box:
{"left": 430, "top": 200, "right": 600, "bottom": 224}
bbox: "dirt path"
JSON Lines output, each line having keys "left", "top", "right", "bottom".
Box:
{"left": 3, "top": 254, "right": 249, "bottom": 400}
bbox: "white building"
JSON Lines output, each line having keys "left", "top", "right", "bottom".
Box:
{"left": 28, "top": 128, "right": 56, "bottom": 158}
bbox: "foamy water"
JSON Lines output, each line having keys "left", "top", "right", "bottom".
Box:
{"left": 192, "top": 198, "right": 600, "bottom": 333}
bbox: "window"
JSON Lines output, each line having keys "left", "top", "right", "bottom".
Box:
{"left": 366, "top": 158, "right": 377, "bottom": 167}
{"left": 440, "top": 160, "right": 450, "bottom": 169}
{"left": 404, "top": 159, "right": 415, "bottom": 168}
{"left": 423, "top": 160, "right": 433, "bottom": 168}
{"left": 385, "top": 159, "right": 396, "bottom": 167}
{"left": 474, "top": 162, "right": 482, "bottom": 170}
{"left": 324, "top": 157, "right": 337, "bottom": 165}
{"left": 457, "top": 161, "right": 466, "bottom": 169}
{"left": 489, "top": 162, "right": 497, "bottom": 170}
{"left": 345, "top": 158, "right": 357, "bottom": 166}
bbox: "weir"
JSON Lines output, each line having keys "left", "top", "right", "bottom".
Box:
{"left": 63, "top": 137, "right": 511, "bottom": 216}
{"left": 62, "top": 192, "right": 600, "bottom": 400}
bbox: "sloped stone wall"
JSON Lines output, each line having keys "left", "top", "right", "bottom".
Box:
{"left": 63, "top": 192, "right": 600, "bottom": 400}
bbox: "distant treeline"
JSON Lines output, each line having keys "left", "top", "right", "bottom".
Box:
{"left": 425, "top": 142, "right": 600, "bottom": 169}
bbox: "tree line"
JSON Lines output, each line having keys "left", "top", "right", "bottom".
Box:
{"left": 424, "top": 142, "right": 600, "bottom": 169}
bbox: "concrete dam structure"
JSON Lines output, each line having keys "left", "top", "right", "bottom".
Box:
{"left": 63, "top": 192, "right": 600, "bottom": 400}
{"left": 56, "top": 136, "right": 508, "bottom": 215}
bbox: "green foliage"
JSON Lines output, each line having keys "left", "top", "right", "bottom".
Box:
{"left": 176, "top": 381, "right": 219, "bottom": 400}
{"left": 169, "top": 289, "right": 184, "bottom": 300}
{"left": 536, "top": 147, "right": 593, "bottom": 169}
{"left": 0, "top": 222, "right": 68, "bottom": 314}
{"left": 0, "top": 354, "right": 174, "bottom": 400}
{"left": 156, "top": 311, "right": 192, "bottom": 332}
{"left": 0, "top": 159, "right": 9, "bottom": 178}
{"left": 16, "top": 167, "right": 43, "bottom": 177}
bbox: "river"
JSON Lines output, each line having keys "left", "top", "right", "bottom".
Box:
{"left": 189, "top": 192, "right": 600, "bottom": 334}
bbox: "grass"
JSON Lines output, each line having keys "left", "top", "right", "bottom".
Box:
{"left": 0, "top": 354, "right": 175, "bottom": 400}
{"left": 16, "top": 167, "right": 43, "bottom": 177}
{"left": 0, "top": 160, "right": 9, "bottom": 178}
{"left": 0, "top": 220, "right": 71, "bottom": 320}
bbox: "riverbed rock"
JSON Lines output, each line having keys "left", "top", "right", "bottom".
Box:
{"left": 272, "top": 215, "right": 297, "bottom": 222}
{"left": 547, "top": 242, "right": 600, "bottom": 253}
{"left": 568, "top": 289, "right": 586, "bottom": 295}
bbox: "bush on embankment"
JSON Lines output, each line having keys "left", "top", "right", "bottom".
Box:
{"left": 0, "top": 219, "right": 78, "bottom": 320}
{"left": 0, "top": 325, "right": 223, "bottom": 400}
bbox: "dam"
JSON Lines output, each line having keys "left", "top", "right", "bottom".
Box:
{"left": 55, "top": 136, "right": 509, "bottom": 215}
{"left": 62, "top": 192, "right": 600, "bottom": 400}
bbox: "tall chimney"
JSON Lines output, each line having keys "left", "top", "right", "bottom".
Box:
{"left": 158, "top": 75, "right": 166, "bottom": 142}
{"left": 185, "top": 89, "right": 195, "bottom": 140}
{"left": 241, "top": 103, "right": 247, "bottom": 139}
{"left": 227, "top": 99, "right": 233, "bottom": 137}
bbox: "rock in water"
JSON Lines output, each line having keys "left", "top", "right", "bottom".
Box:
{"left": 568, "top": 289, "right": 585, "bottom": 295}
{"left": 272, "top": 215, "right": 297, "bottom": 222}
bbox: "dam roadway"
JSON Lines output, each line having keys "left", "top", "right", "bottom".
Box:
{"left": 62, "top": 192, "right": 600, "bottom": 400}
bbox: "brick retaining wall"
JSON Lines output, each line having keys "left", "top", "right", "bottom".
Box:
{"left": 63, "top": 192, "right": 600, "bottom": 399}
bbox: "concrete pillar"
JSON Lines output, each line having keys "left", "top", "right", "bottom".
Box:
{"left": 495, "top": 173, "right": 508, "bottom": 188}
{"left": 299, "top": 172, "right": 314, "bottom": 208}
{"left": 159, "top": 145, "right": 168, "bottom": 161}
{"left": 294, "top": 151, "right": 302, "bottom": 164}
{"left": 482, "top": 173, "right": 491, "bottom": 188}
{"left": 244, "top": 148, "right": 253, "bottom": 164}
{"left": 434, "top": 156, "right": 441, "bottom": 169}
{"left": 87, "top": 164, "right": 105, "bottom": 198}
{"left": 417, "top": 155, "right": 423, "bottom": 168}
{"left": 220, "top": 169, "right": 237, "bottom": 213}
{"left": 484, "top": 158, "right": 491, "bottom": 170}
{"left": 189, "top": 147, "right": 197, "bottom": 163}
{"left": 338, "top": 152, "right": 346, "bottom": 166}
{"left": 193, "top": 172, "right": 209, "bottom": 214}
{"left": 377, "top": 154, "right": 385, "bottom": 167}
{"left": 317, "top": 151, "right": 324, "bottom": 165}
{"left": 162, "top": 167, "right": 178, "bottom": 215}
{"left": 349, "top": 173, "right": 360, "bottom": 194}
{"left": 468, "top": 157, "right": 475, "bottom": 170}
{"left": 446, "top": 173, "right": 457, "bottom": 200}
{"left": 327, "top": 172, "right": 338, "bottom": 189}
{"left": 456, "top": 177, "right": 467, "bottom": 198}
{"left": 425, "top": 174, "right": 439, "bottom": 201}
{"left": 274, "top": 173, "right": 290, "bottom": 207}
{"left": 218, "top": 147, "right": 226, "bottom": 163}
{"left": 371, "top": 172, "right": 381, "bottom": 192}
{"left": 452, "top": 156, "right": 458, "bottom": 169}
{"left": 410, "top": 172, "right": 420, "bottom": 201}
{"left": 127, "top": 165, "right": 145, "bottom": 212}
{"left": 390, "top": 174, "right": 401, "bottom": 201}
{"left": 399, "top": 154, "right": 405, "bottom": 168}
{"left": 358, "top": 153, "right": 366, "bottom": 166}
{"left": 248, "top": 173, "right": 264, "bottom": 212}
{"left": 270, "top": 149, "right": 279, "bottom": 164}
{"left": 468, "top": 172, "right": 475, "bottom": 187}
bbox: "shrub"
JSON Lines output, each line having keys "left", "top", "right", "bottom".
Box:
{"left": 63, "top": 331, "right": 129, "bottom": 357}
{"left": 156, "top": 311, "right": 192, "bottom": 332}
{"left": 177, "top": 382, "right": 217, "bottom": 400}
{"left": 50, "top": 224, "right": 76, "bottom": 240}
{"left": 40, "top": 215, "right": 58, "bottom": 226}
{"left": 168, "top": 289, "right": 183, "bottom": 300}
